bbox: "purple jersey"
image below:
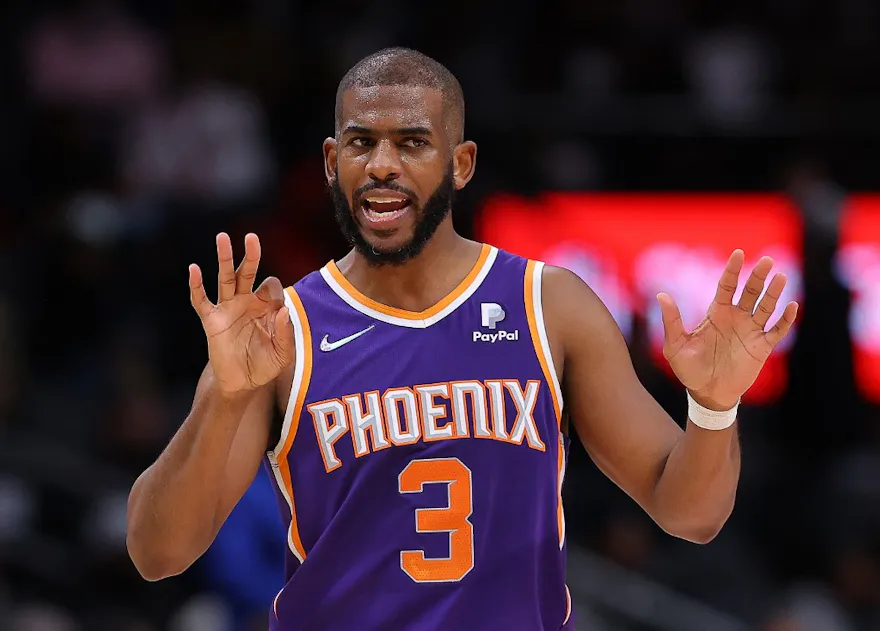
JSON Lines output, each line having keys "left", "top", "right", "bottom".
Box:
{"left": 266, "top": 245, "right": 572, "bottom": 630}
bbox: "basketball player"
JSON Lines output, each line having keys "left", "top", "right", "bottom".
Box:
{"left": 126, "top": 48, "right": 798, "bottom": 630}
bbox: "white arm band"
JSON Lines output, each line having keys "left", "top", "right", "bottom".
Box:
{"left": 686, "top": 391, "right": 739, "bottom": 431}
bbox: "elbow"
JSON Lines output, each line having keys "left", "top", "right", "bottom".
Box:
{"left": 126, "top": 503, "right": 203, "bottom": 581}
{"left": 125, "top": 481, "right": 205, "bottom": 581}
{"left": 125, "top": 495, "right": 176, "bottom": 580}
{"left": 126, "top": 528, "right": 192, "bottom": 582}
{"left": 651, "top": 481, "right": 737, "bottom": 545}
{"left": 669, "top": 521, "right": 725, "bottom": 545}
{"left": 655, "top": 504, "right": 734, "bottom": 545}
{"left": 130, "top": 557, "right": 176, "bottom": 583}
{"left": 126, "top": 536, "right": 167, "bottom": 581}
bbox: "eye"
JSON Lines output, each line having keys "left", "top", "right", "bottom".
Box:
{"left": 350, "top": 137, "right": 375, "bottom": 147}
{"left": 402, "top": 137, "right": 429, "bottom": 148}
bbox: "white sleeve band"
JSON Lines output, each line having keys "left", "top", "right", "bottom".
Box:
{"left": 686, "top": 391, "right": 739, "bottom": 431}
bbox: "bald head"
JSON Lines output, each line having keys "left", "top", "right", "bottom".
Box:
{"left": 335, "top": 47, "right": 465, "bottom": 145}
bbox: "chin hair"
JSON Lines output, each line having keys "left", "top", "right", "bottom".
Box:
{"left": 329, "top": 165, "right": 456, "bottom": 266}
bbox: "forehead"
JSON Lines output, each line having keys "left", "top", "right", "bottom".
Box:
{"left": 340, "top": 85, "right": 445, "bottom": 132}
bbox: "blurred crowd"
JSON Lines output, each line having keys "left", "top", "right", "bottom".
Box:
{"left": 0, "top": 0, "right": 879, "bottom": 630}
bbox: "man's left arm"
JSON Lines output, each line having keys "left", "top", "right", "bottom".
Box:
{"left": 542, "top": 254, "right": 796, "bottom": 544}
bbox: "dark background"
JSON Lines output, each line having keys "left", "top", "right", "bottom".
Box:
{"left": 0, "top": 1, "right": 878, "bottom": 630}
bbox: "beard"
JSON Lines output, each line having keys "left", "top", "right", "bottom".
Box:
{"left": 329, "top": 164, "right": 456, "bottom": 266}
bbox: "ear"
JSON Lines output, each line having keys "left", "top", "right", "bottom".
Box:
{"left": 452, "top": 140, "right": 477, "bottom": 190}
{"left": 323, "top": 137, "right": 338, "bottom": 184}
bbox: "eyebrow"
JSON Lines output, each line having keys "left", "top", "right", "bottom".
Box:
{"left": 341, "top": 125, "right": 433, "bottom": 137}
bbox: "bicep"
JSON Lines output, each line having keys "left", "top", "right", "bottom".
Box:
{"left": 545, "top": 266, "right": 682, "bottom": 512}
{"left": 190, "top": 363, "right": 276, "bottom": 534}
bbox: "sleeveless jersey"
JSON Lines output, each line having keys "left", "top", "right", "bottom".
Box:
{"left": 266, "top": 245, "right": 572, "bottom": 631}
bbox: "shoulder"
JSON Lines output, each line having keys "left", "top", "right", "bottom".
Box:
{"left": 540, "top": 264, "right": 607, "bottom": 317}
{"left": 538, "top": 263, "right": 626, "bottom": 359}
{"left": 488, "top": 250, "right": 609, "bottom": 322}
{"left": 490, "top": 246, "right": 599, "bottom": 302}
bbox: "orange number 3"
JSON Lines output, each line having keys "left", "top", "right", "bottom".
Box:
{"left": 398, "top": 457, "right": 475, "bottom": 583}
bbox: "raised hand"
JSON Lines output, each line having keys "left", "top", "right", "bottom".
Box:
{"left": 656, "top": 250, "right": 799, "bottom": 410}
{"left": 189, "top": 233, "right": 294, "bottom": 394}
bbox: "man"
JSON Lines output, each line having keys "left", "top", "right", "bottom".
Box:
{"left": 126, "top": 48, "right": 799, "bottom": 631}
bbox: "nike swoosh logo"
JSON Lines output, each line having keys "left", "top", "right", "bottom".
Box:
{"left": 320, "top": 325, "right": 375, "bottom": 352}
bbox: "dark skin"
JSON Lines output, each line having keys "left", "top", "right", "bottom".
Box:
{"left": 126, "top": 84, "right": 797, "bottom": 581}
{"left": 323, "top": 85, "right": 480, "bottom": 309}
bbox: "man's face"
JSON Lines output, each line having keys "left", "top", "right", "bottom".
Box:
{"left": 324, "top": 85, "right": 473, "bottom": 265}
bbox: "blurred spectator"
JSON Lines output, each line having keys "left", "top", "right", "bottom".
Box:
{"left": 765, "top": 543, "right": 880, "bottom": 631}
{"left": 24, "top": 0, "right": 165, "bottom": 112}
{"left": 10, "top": 603, "right": 80, "bottom": 631}
{"left": 122, "top": 84, "right": 274, "bottom": 206}
{"left": 685, "top": 24, "right": 772, "bottom": 131}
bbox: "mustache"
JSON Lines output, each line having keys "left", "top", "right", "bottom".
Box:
{"left": 353, "top": 181, "right": 417, "bottom": 202}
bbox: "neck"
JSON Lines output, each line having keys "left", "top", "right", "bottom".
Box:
{"left": 336, "top": 224, "right": 483, "bottom": 312}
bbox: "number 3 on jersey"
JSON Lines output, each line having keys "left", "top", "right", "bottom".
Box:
{"left": 398, "top": 458, "right": 475, "bottom": 583}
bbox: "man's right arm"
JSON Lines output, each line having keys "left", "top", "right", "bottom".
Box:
{"left": 126, "top": 363, "right": 276, "bottom": 581}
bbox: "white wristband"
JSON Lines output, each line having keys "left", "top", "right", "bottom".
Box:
{"left": 686, "top": 391, "right": 739, "bottom": 431}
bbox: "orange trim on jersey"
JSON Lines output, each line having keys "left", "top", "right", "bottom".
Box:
{"left": 278, "top": 286, "right": 313, "bottom": 562}
{"left": 347, "top": 390, "right": 392, "bottom": 458}
{"left": 503, "top": 379, "right": 546, "bottom": 451}
{"left": 557, "top": 432, "right": 566, "bottom": 549}
{"left": 308, "top": 397, "right": 349, "bottom": 473}
{"left": 525, "top": 261, "right": 566, "bottom": 549}
{"left": 414, "top": 382, "right": 457, "bottom": 442}
{"left": 449, "top": 380, "right": 488, "bottom": 439}
{"left": 524, "top": 261, "right": 562, "bottom": 424}
{"left": 382, "top": 386, "right": 421, "bottom": 447}
{"left": 324, "top": 244, "right": 491, "bottom": 320}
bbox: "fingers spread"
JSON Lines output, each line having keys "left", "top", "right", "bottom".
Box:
{"left": 657, "top": 292, "right": 686, "bottom": 353}
{"left": 713, "top": 249, "right": 745, "bottom": 306}
{"left": 753, "top": 272, "right": 787, "bottom": 328}
{"left": 737, "top": 256, "right": 774, "bottom": 313}
{"left": 765, "top": 301, "right": 799, "bottom": 347}
{"left": 235, "top": 233, "right": 262, "bottom": 295}
{"left": 189, "top": 264, "right": 214, "bottom": 319}
{"left": 216, "top": 233, "right": 237, "bottom": 303}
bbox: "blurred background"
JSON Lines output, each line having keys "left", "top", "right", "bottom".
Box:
{"left": 1, "top": 0, "right": 879, "bottom": 630}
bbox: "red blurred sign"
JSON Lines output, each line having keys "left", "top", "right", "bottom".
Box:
{"left": 477, "top": 193, "right": 804, "bottom": 404}
{"left": 836, "top": 196, "right": 880, "bottom": 403}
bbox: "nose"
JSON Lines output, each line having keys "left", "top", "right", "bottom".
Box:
{"left": 365, "top": 139, "right": 401, "bottom": 183}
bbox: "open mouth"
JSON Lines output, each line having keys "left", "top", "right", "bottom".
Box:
{"left": 361, "top": 195, "right": 412, "bottom": 224}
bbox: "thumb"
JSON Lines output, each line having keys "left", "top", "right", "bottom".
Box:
{"left": 255, "top": 276, "right": 285, "bottom": 311}
{"left": 656, "top": 293, "right": 686, "bottom": 350}
{"left": 273, "top": 306, "right": 295, "bottom": 366}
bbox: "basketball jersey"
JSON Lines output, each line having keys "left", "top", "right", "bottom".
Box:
{"left": 266, "top": 245, "right": 573, "bottom": 631}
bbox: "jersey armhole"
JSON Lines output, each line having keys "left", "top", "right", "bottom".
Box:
{"left": 270, "top": 286, "right": 314, "bottom": 459}
{"left": 525, "top": 260, "right": 568, "bottom": 551}
{"left": 267, "top": 406, "right": 283, "bottom": 453}
{"left": 266, "top": 285, "right": 313, "bottom": 563}
{"left": 524, "top": 260, "right": 565, "bottom": 424}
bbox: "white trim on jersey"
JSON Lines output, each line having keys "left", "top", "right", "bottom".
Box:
{"left": 272, "top": 290, "right": 307, "bottom": 457}
{"left": 319, "top": 247, "right": 499, "bottom": 328}
{"left": 267, "top": 288, "right": 310, "bottom": 563}
{"left": 530, "top": 261, "right": 565, "bottom": 415}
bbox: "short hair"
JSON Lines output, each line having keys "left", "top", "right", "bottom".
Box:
{"left": 335, "top": 47, "right": 465, "bottom": 144}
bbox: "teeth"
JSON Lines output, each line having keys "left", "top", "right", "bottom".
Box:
{"left": 363, "top": 206, "right": 409, "bottom": 223}
{"left": 365, "top": 197, "right": 408, "bottom": 204}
